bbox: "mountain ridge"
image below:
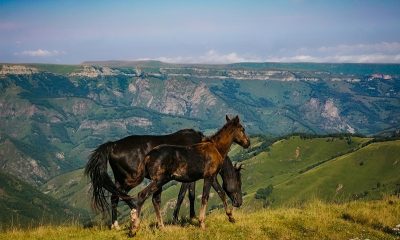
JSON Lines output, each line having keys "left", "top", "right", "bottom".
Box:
{"left": 0, "top": 62, "right": 399, "bottom": 185}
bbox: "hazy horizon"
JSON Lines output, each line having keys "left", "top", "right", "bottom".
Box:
{"left": 1, "top": 0, "right": 400, "bottom": 64}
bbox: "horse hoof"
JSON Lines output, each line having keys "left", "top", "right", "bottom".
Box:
{"left": 158, "top": 224, "right": 165, "bottom": 230}
{"left": 130, "top": 209, "right": 137, "bottom": 220}
{"left": 200, "top": 221, "right": 206, "bottom": 229}
{"left": 128, "top": 230, "right": 137, "bottom": 238}
{"left": 111, "top": 221, "right": 121, "bottom": 230}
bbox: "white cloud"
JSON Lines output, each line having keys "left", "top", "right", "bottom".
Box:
{"left": 141, "top": 42, "right": 400, "bottom": 64}
{"left": 143, "top": 50, "right": 261, "bottom": 64}
{"left": 317, "top": 42, "right": 400, "bottom": 54}
{"left": 268, "top": 42, "right": 400, "bottom": 63}
{"left": 266, "top": 54, "right": 400, "bottom": 63}
{"left": 14, "top": 49, "right": 65, "bottom": 57}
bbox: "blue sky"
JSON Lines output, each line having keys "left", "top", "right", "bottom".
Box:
{"left": 1, "top": 0, "right": 400, "bottom": 64}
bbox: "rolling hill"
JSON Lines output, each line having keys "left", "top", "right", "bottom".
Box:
{"left": 0, "top": 171, "right": 86, "bottom": 229}
{"left": 270, "top": 140, "right": 400, "bottom": 205}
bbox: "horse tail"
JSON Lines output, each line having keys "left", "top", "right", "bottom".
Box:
{"left": 84, "top": 141, "right": 121, "bottom": 213}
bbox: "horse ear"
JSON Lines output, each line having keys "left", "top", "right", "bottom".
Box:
{"left": 226, "top": 115, "right": 231, "bottom": 122}
{"left": 234, "top": 115, "right": 240, "bottom": 124}
{"left": 234, "top": 163, "right": 244, "bottom": 171}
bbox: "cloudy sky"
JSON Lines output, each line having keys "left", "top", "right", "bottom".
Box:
{"left": 1, "top": 0, "right": 400, "bottom": 64}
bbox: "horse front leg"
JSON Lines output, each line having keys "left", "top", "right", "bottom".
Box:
{"left": 211, "top": 178, "right": 235, "bottom": 223}
{"left": 199, "top": 177, "right": 212, "bottom": 229}
{"left": 173, "top": 183, "right": 189, "bottom": 223}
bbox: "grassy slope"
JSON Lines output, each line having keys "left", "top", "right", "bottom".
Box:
{"left": 0, "top": 171, "right": 84, "bottom": 229}
{"left": 1, "top": 197, "right": 399, "bottom": 240}
{"left": 41, "top": 169, "right": 92, "bottom": 211}
{"left": 271, "top": 140, "right": 400, "bottom": 205}
{"left": 39, "top": 136, "right": 399, "bottom": 224}
{"left": 240, "top": 136, "right": 370, "bottom": 195}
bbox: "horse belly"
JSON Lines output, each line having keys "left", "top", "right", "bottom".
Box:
{"left": 172, "top": 169, "right": 203, "bottom": 183}
{"left": 170, "top": 159, "right": 204, "bottom": 182}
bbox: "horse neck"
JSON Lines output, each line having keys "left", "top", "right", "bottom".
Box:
{"left": 220, "top": 157, "right": 234, "bottom": 178}
{"left": 210, "top": 126, "right": 234, "bottom": 158}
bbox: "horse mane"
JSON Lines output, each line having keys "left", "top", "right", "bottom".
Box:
{"left": 171, "top": 128, "right": 204, "bottom": 140}
{"left": 207, "top": 119, "right": 238, "bottom": 142}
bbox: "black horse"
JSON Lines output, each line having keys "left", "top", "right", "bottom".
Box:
{"left": 85, "top": 128, "right": 243, "bottom": 229}
{"left": 130, "top": 115, "right": 250, "bottom": 234}
{"left": 173, "top": 157, "right": 243, "bottom": 223}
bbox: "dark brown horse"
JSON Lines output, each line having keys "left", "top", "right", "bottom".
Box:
{"left": 85, "top": 129, "right": 204, "bottom": 229}
{"left": 85, "top": 127, "right": 244, "bottom": 229}
{"left": 130, "top": 115, "right": 250, "bottom": 234}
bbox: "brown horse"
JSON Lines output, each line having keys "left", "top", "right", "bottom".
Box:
{"left": 130, "top": 115, "right": 250, "bottom": 235}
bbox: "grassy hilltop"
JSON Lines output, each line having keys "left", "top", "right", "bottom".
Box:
{"left": 1, "top": 197, "right": 399, "bottom": 240}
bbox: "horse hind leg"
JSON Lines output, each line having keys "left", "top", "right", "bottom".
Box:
{"left": 110, "top": 193, "right": 121, "bottom": 230}
{"left": 188, "top": 182, "right": 197, "bottom": 220}
{"left": 122, "top": 172, "right": 146, "bottom": 210}
{"left": 130, "top": 180, "right": 165, "bottom": 236}
{"left": 152, "top": 188, "right": 164, "bottom": 228}
{"left": 173, "top": 183, "right": 189, "bottom": 223}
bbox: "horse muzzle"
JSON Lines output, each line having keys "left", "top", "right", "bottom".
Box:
{"left": 232, "top": 194, "right": 243, "bottom": 207}
{"left": 243, "top": 139, "right": 251, "bottom": 149}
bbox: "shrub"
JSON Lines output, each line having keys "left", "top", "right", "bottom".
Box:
{"left": 255, "top": 184, "right": 273, "bottom": 200}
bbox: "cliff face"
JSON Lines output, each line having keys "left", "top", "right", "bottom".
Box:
{"left": 0, "top": 62, "right": 399, "bottom": 184}
{"left": 131, "top": 78, "right": 221, "bottom": 117}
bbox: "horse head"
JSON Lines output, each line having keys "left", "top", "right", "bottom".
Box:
{"left": 220, "top": 157, "right": 244, "bottom": 207}
{"left": 225, "top": 115, "right": 250, "bottom": 149}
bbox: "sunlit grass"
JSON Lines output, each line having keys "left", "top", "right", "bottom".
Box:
{"left": 2, "top": 196, "right": 399, "bottom": 240}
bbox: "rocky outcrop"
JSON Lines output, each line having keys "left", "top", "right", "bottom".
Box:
{"left": 159, "top": 68, "right": 297, "bottom": 81}
{"left": 131, "top": 78, "right": 218, "bottom": 117}
{"left": 0, "top": 65, "right": 38, "bottom": 75}
{"left": 303, "top": 98, "right": 355, "bottom": 133}
{"left": 78, "top": 117, "right": 152, "bottom": 132}
{"left": 0, "top": 140, "right": 48, "bottom": 186}
{"left": 69, "top": 65, "right": 120, "bottom": 77}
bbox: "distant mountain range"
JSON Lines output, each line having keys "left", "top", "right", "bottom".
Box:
{"left": 0, "top": 61, "right": 399, "bottom": 186}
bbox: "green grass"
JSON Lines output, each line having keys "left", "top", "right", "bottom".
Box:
{"left": 270, "top": 140, "right": 400, "bottom": 205}
{"left": 237, "top": 136, "right": 370, "bottom": 199}
{"left": 1, "top": 197, "right": 399, "bottom": 239}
